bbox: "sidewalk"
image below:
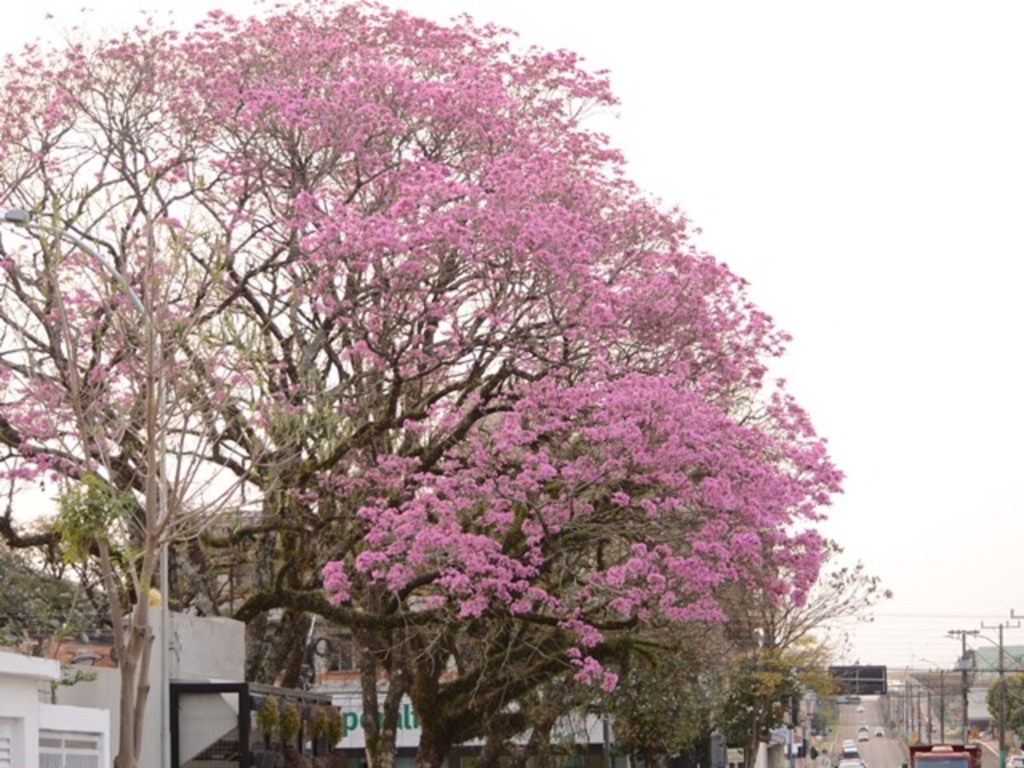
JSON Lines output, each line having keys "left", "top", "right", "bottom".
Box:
{"left": 974, "top": 740, "right": 1024, "bottom": 768}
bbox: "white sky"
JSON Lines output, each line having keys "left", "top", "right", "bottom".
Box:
{"left": 3, "top": 1, "right": 1024, "bottom": 673}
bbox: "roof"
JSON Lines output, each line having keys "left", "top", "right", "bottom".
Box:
{"left": 969, "top": 645, "right": 1024, "bottom": 674}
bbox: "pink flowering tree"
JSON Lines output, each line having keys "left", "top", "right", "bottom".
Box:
{"left": 0, "top": 4, "right": 841, "bottom": 768}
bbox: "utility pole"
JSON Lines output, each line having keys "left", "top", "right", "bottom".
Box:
{"left": 899, "top": 684, "right": 906, "bottom": 739}
{"left": 938, "top": 668, "right": 946, "bottom": 743}
{"left": 915, "top": 661, "right": 949, "bottom": 744}
{"left": 983, "top": 620, "right": 1021, "bottom": 768}
{"left": 908, "top": 680, "right": 916, "bottom": 741}
{"left": 926, "top": 686, "right": 933, "bottom": 743}
{"left": 908, "top": 682, "right": 916, "bottom": 740}
{"left": 949, "top": 629, "right": 979, "bottom": 743}
{"left": 917, "top": 685, "right": 924, "bottom": 743}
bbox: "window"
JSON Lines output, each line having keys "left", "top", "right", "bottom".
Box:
{"left": 315, "top": 633, "right": 357, "bottom": 673}
{"left": 0, "top": 719, "right": 12, "bottom": 768}
{"left": 39, "top": 730, "right": 101, "bottom": 768}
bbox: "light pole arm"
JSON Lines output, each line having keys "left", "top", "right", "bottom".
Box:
{"left": 1, "top": 207, "right": 146, "bottom": 316}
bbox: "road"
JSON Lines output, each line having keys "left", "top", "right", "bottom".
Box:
{"left": 831, "top": 698, "right": 1006, "bottom": 768}
{"left": 834, "top": 698, "right": 906, "bottom": 768}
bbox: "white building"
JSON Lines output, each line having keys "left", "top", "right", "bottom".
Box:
{"left": 0, "top": 649, "right": 111, "bottom": 768}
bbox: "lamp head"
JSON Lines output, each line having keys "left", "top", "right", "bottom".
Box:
{"left": 1, "top": 208, "right": 30, "bottom": 224}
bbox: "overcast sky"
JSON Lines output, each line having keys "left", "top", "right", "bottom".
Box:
{"left": 3, "top": 1, "right": 1024, "bottom": 672}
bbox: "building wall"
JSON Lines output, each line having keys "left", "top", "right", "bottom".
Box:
{"left": 39, "top": 703, "right": 111, "bottom": 766}
{"left": 55, "top": 611, "right": 246, "bottom": 766}
{"left": 328, "top": 688, "right": 610, "bottom": 751}
{"left": 0, "top": 650, "right": 110, "bottom": 768}
{"left": 171, "top": 614, "right": 247, "bottom": 681}
{"left": 0, "top": 652, "right": 59, "bottom": 767}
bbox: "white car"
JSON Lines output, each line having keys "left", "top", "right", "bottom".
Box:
{"left": 1006, "top": 757, "right": 1024, "bottom": 768}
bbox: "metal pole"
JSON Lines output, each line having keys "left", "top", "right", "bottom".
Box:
{"left": 919, "top": 661, "right": 948, "bottom": 744}
{"left": 1000, "top": 626, "right": 1006, "bottom": 768}
{"left": 913, "top": 684, "right": 921, "bottom": 741}
{"left": 961, "top": 656, "right": 967, "bottom": 742}
{"left": 926, "top": 687, "right": 933, "bottom": 744}
{"left": 906, "top": 684, "right": 911, "bottom": 739}
{"left": 902, "top": 682, "right": 907, "bottom": 740}
{"left": 921, "top": 684, "right": 929, "bottom": 745}
{"left": 939, "top": 669, "right": 945, "bottom": 744}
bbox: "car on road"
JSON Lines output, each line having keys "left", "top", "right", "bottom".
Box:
{"left": 858, "top": 731, "right": 870, "bottom": 742}
{"left": 856, "top": 704, "right": 865, "bottom": 713}
{"left": 874, "top": 727, "right": 884, "bottom": 738}
{"left": 1006, "top": 757, "right": 1024, "bottom": 768}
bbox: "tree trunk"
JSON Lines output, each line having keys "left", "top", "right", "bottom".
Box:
{"left": 475, "top": 736, "right": 508, "bottom": 768}
{"left": 355, "top": 628, "right": 404, "bottom": 768}
{"left": 130, "top": 598, "right": 155, "bottom": 766}
{"left": 114, "top": 603, "right": 154, "bottom": 768}
{"left": 246, "top": 608, "right": 309, "bottom": 686}
{"left": 415, "top": 725, "right": 452, "bottom": 768}
{"left": 745, "top": 717, "right": 762, "bottom": 768}
{"left": 96, "top": 539, "right": 152, "bottom": 768}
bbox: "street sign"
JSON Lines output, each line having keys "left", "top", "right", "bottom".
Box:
{"left": 828, "top": 665, "right": 887, "bottom": 695}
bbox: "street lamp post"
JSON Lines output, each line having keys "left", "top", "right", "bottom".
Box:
{"left": 1, "top": 207, "right": 171, "bottom": 768}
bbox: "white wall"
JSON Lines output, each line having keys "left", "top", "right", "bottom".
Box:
{"left": 0, "top": 650, "right": 110, "bottom": 768}
{"left": 55, "top": 611, "right": 246, "bottom": 766}
{"left": 171, "top": 614, "right": 246, "bottom": 681}
{"left": 39, "top": 703, "right": 111, "bottom": 766}
{"left": 0, "top": 652, "right": 59, "bottom": 767}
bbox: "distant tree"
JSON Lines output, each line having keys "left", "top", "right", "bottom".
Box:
{"left": 724, "top": 540, "right": 892, "bottom": 657}
{"left": 717, "top": 540, "right": 889, "bottom": 767}
{"left": 720, "top": 637, "right": 833, "bottom": 765}
{"left": 987, "top": 673, "right": 1024, "bottom": 742}
{"left": 0, "top": 539, "right": 99, "bottom": 652}
{"left": 602, "top": 624, "right": 730, "bottom": 768}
